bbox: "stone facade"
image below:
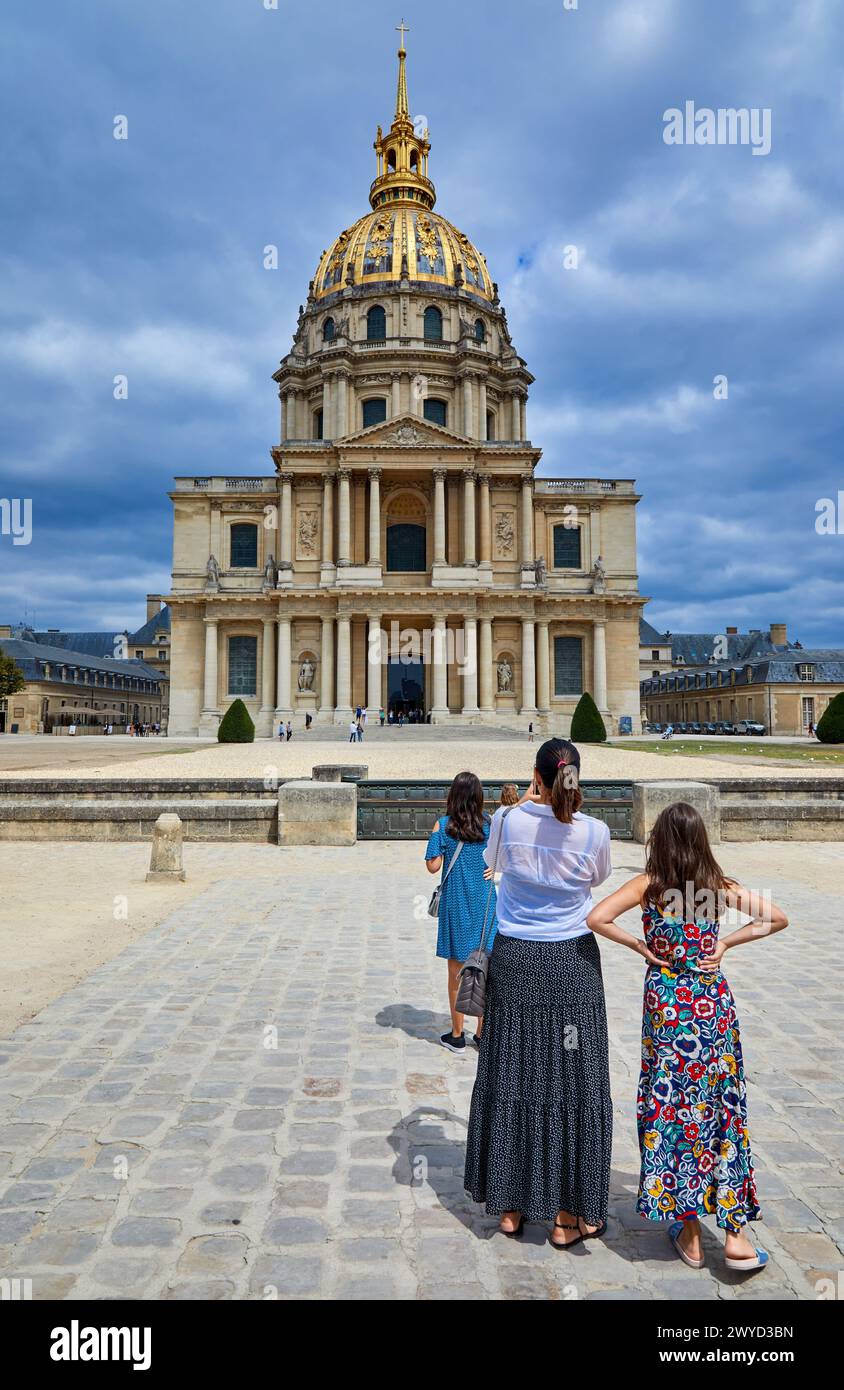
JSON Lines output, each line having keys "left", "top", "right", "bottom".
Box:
{"left": 167, "top": 45, "right": 643, "bottom": 737}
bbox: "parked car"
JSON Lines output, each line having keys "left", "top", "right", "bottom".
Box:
{"left": 649, "top": 722, "right": 663, "bottom": 734}
{"left": 716, "top": 721, "right": 738, "bottom": 735}
{"left": 688, "top": 722, "right": 702, "bottom": 734}
{"left": 703, "top": 722, "right": 718, "bottom": 735}
{"left": 675, "top": 722, "right": 688, "bottom": 734}
{"left": 735, "top": 720, "right": 766, "bottom": 736}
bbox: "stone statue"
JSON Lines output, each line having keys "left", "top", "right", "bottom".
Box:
{"left": 205, "top": 554, "right": 220, "bottom": 587}
{"left": 534, "top": 555, "right": 547, "bottom": 587}
{"left": 591, "top": 554, "right": 607, "bottom": 593}
{"left": 297, "top": 657, "right": 316, "bottom": 692}
{"left": 262, "top": 553, "right": 276, "bottom": 588}
{"left": 497, "top": 659, "right": 513, "bottom": 694}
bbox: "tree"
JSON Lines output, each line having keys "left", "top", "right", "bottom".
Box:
{"left": 217, "top": 698, "right": 255, "bottom": 743}
{"left": 0, "top": 648, "right": 26, "bottom": 701}
{"left": 570, "top": 691, "right": 607, "bottom": 743}
{"left": 816, "top": 692, "right": 844, "bottom": 744}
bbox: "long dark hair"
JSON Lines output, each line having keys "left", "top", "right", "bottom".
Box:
{"left": 644, "top": 802, "right": 732, "bottom": 914}
{"left": 445, "top": 770, "right": 487, "bottom": 842}
{"left": 535, "top": 738, "right": 583, "bottom": 824}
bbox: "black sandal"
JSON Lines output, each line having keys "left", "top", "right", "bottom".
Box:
{"left": 579, "top": 1218, "right": 608, "bottom": 1240}
{"left": 499, "top": 1214, "right": 525, "bottom": 1239}
{"left": 550, "top": 1219, "right": 584, "bottom": 1250}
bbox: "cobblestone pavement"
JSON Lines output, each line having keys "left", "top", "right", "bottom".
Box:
{"left": 1, "top": 842, "right": 841, "bottom": 1301}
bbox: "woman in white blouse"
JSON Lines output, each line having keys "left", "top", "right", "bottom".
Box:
{"left": 463, "top": 738, "right": 616, "bottom": 1247}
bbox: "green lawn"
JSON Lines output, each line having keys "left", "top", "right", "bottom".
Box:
{"left": 613, "top": 740, "right": 844, "bottom": 765}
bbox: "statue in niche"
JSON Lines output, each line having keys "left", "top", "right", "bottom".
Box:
{"left": 591, "top": 554, "right": 607, "bottom": 593}
{"left": 205, "top": 554, "right": 220, "bottom": 587}
{"left": 495, "top": 511, "right": 515, "bottom": 556}
{"left": 298, "top": 510, "right": 319, "bottom": 556}
{"left": 297, "top": 656, "right": 316, "bottom": 692}
{"left": 534, "top": 554, "right": 547, "bottom": 587}
{"left": 262, "top": 553, "right": 277, "bottom": 588}
{"left": 497, "top": 659, "right": 513, "bottom": 694}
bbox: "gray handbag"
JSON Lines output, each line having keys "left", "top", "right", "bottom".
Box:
{"left": 427, "top": 838, "right": 463, "bottom": 917}
{"left": 455, "top": 807, "right": 513, "bottom": 1017}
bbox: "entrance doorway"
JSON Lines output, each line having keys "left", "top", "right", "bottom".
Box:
{"left": 387, "top": 657, "right": 425, "bottom": 721}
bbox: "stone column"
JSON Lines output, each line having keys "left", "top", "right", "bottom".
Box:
{"left": 202, "top": 619, "right": 218, "bottom": 713}
{"left": 511, "top": 390, "right": 521, "bottom": 441}
{"left": 336, "top": 371, "right": 348, "bottom": 439}
{"left": 521, "top": 476, "right": 535, "bottom": 565}
{"left": 462, "top": 374, "right": 475, "bottom": 438}
{"left": 432, "top": 615, "right": 449, "bottom": 716}
{"left": 593, "top": 618, "right": 608, "bottom": 712}
{"left": 478, "top": 378, "right": 488, "bottom": 439}
{"left": 322, "top": 376, "right": 333, "bottom": 439}
{"left": 335, "top": 614, "right": 352, "bottom": 717}
{"left": 521, "top": 394, "right": 528, "bottom": 441}
{"left": 479, "top": 617, "right": 494, "bottom": 712}
{"left": 367, "top": 613, "right": 382, "bottom": 711}
{"left": 279, "top": 473, "right": 294, "bottom": 571}
{"left": 521, "top": 617, "right": 537, "bottom": 714}
{"left": 432, "top": 468, "right": 447, "bottom": 567}
{"left": 462, "top": 470, "right": 477, "bottom": 566}
{"left": 275, "top": 615, "right": 292, "bottom": 715}
{"left": 260, "top": 618, "right": 275, "bottom": 714}
{"left": 462, "top": 616, "right": 479, "bottom": 715}
{"left": 279, "top": 390, "right": 286, "bottom": 443}
{"left": 319, "top": 615, "right": 334, "bottom": 717}
{"left": 391, "top": 372, "right": 401, "bottom": 418}
{"left": 368, "top": 469, "right": 382, "bottom": 567}
{"left": 478, "top": 474, "right": 491, "bottom": 566}
{"left": 321, "top": 475, "right": 334, "bottom": 566}
{"left": 337, "top": 469, "right": 352, "bottom": 567}
{"left": 536, "top": 620, "right": 551, "bottom": 713}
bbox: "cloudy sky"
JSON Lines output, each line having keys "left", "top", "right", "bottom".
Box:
{"left": 1, "top": 0, "right": 842, "bottom": 643}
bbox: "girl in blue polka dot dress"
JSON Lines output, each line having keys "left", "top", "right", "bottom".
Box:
{"left": 425, "top": 771, "right": 497, "bottom": 1054}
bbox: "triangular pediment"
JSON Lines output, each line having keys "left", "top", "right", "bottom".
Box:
{"left": 339, "top": 413, "right": 474, "bottom": 449}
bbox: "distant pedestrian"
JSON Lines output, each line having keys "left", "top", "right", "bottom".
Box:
{"left": 425, "top": 771, "right": 497, "bottom": 1055}
{"left": 278, "top": 721, "right": 284, "bottom": 741}
{"left": 808, "top": 721, "right": 815, "bottom": 738}
{"left": 285, "top": 720, "right": 292, "bottom": 742}
{"left": 349, "top": 720, "right": 357, "bottom": 743}
{"left": 379, "top": 707, "right": 385, "bottom": 726}
{"left": 305, "top": 712, "right": 312, "bottom": 731}
{"left": 528, "top": 721, "right": 535, "bottom": 743}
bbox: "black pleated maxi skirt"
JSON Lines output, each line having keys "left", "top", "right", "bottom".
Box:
{"left": 464, "top": 932, "right": 613, "bottom": 1225}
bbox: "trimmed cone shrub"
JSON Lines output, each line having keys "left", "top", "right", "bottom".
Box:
{"left": 816, "top": 692, "right": 844, "bottom": 744}
{"left": 570, "top": 691, "right": 607, "bottom": 743}
{"left": 217, "top": 698, "right": 255, "bottom": 743}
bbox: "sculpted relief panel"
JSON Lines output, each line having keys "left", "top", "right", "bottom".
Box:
{"left": 493, "top": 509, "right": 515, "bottom": 559}
{"left": 296, "top": 508, "right": 320, "bottom": 559}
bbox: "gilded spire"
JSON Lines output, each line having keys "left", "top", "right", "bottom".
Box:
{"left": 395, "top": 20, "right": 410, "bottom": 118}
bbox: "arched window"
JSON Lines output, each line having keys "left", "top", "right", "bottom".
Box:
{"left": 474, "top": 318, "right": 486, "bottom": 342}
{"left": 230, "top": 523, "right": 258, "bottom": 568}
{"left": 362, "top": 398, "right": 387, "bottom": 428}
{"left": 423, "top": 305, "right": 443, "bottom": 341}
{"left": 367, "top": 305, "right": 386, "bottom": 341}
{"left": 387, "top": 523, "right": 427, "bottom": 572}
{"left": 423, "top": 399, "right": 447, "bottom": 427}
{"left": 409, "top": 150, "right": 419, "bottom": 171}
{"left": 387, "top": 148, "right": 397, "bottom": 172}
{"left": 322, "top": 317, "right": 335, "bottom": 342}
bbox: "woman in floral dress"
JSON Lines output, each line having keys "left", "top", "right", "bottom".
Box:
{"left": 587, "top": 802, "right": 788, "bottom": 1273}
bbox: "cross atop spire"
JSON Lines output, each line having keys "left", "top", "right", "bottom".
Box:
{"left": 395, "top": 20, "right": 410, "bottom": 117}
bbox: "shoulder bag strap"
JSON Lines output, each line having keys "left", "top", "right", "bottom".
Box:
{"left": 439, "top": 832, "right": 464, "bottom": 888}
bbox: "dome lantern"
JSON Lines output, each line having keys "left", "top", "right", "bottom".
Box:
{"left": 370, "top": 23, "right": 435, "bottom": 212}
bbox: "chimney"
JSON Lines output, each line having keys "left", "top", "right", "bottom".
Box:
{"left": 726, "top": 626, "right": 738, "bottom": 635}
{"left": 146, "top": 594, "right": 162, "bottom": 621}
{"left": 0, "top": 624, "right": 11, "bottom": 639}
{"left": 769, "top": 622, "right": 787, "bottom": 646}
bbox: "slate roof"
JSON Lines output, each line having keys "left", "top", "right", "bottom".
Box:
{"left": 129, "top": 606, "right": 171, "bottom": 645}
{"left": 0, "top": 636, "right": 165, "bottom": 685}
{"left": 16, "top": 605, "right": 170, "bottom": 656}
{"left": 639, "top": 619, "right": 671, "bottom": 646}
{"left": 640, "top": 649, "right": 844, "bottom": 694}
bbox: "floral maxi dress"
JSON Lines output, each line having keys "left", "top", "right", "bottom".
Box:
{"left": 636, "top": 903, "right": 761, "bottom": 1232}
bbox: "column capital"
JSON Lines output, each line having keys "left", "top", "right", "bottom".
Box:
{"left": 279, "top": 471, "right": 295, "bottom": 485}
{"left": 477, "top": 472, "right": 491, "bottom": 487}
{"left": 461, "top": 468, "right": 477, "bottom": 481}
{"left": 368, "top": 467, "right": 382, "bottom": 481}
{"left": 338, "top": 467, "right": 353, "bottom": 481}
{"left": 432, "top": 467, "right": 448, "bottom": 481}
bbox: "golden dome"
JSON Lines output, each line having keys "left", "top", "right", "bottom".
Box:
{"left": 314, "top": 206, "right": 494, "bottom": 303}
{"left": 313, "top": 32, "right": 494, "bottom": 304}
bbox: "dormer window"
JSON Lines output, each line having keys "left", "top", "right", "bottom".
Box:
{"left": 798, "top": 664, "right": 815, "bottom": 681}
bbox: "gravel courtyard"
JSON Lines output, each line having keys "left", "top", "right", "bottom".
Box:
{"left": 0, "top": 838, "right": 841, "bottom": 1301}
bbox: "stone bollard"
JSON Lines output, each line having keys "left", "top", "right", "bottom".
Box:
{"left": 632, "top": 781, "right": 721, "bottom": 845}
{"left": 278, "top": 780, "right": 357, "bottom": 846}
{"left": 146, "top": 812, "right": 186, "bottom": 881}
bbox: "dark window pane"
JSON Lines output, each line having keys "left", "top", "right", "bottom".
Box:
{"left": 323, "top": 317, "right": 335, "bottom": 341}
{"left": 553, "top": 525, "right": 581, "bottom": 569}
{"left": 554, "top": 636, "right": 583, "bottom": 696}
{"left": 314, "top": 409, "right": 324, "bottom": 440}
{"left": 386, "top": 523, "right": 426, "bottom": 572}
{"left": 228, "top": 636, "right": 257, "bottom": 696}
{"left": 474, "top": 318, "right": 485, "bottom": 341}
{"left": 362, "top": 398, "right": 387, "bottom": 428}
{"left": 367, "top": 305, "right": 386, "bottom": 340}
{"left": 423, "top": 398, "right": 447, "bottom": 427}
{"left": 423, "top": 306, "right": 443, "bottom": 340}
{"left": 230, "top": 523, "right": 258, "bottom": 568}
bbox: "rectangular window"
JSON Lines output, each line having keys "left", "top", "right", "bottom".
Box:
{"left": 554, "top": 636, "right": 583, "bottom": 696}
{"left": 230, "top": 523, "right": 258, "bottom": 568}
{"left": 797, "top": 664, "right": 815, "bottom": 682}
{"left": 552, "top": 525, "right": 582, "bottom": 569}
{"left": 228, "top": 636, "right": 258, "bottom": 696}
{"left": 362, "top": 398, "right": 387, "bottom": 428}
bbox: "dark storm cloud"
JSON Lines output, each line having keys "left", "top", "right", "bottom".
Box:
{"left": 1, "top": 0, "right": 841, "bottom": 641}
